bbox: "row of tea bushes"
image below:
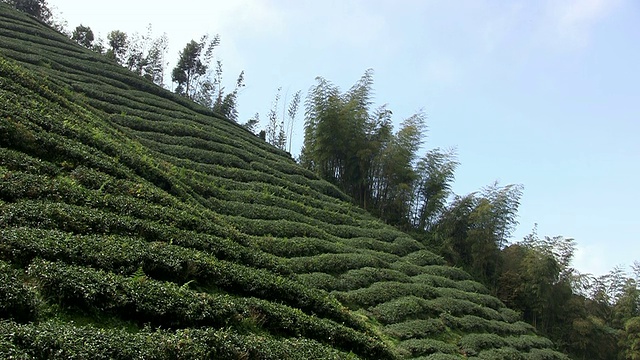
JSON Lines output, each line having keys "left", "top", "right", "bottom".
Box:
{"left": 0, "top": 227, "right": 361, "bottom": 329}
{"left": 27, "top": 259, "right": 395, "bottom": 359}
{"left": 0, "top": 200, "right": 286, "bottom": 274}
{"left": 0, "top": 319, "right": 358, "bottom": 360}
{"left": 0, "top": 261, "right": 39, "bottom": 323}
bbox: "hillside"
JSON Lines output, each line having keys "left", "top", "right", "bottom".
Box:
{"left": 0, "top": 4, "right": 569, "bottom": 359}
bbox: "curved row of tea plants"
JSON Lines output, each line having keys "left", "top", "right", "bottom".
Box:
{"left": 0, "top": 4, "right": 568, "bottom": 358}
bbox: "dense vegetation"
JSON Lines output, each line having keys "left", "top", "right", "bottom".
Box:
{"left": 0, "top": 2, "right": 634, "bottom": 359}
{"left": 298, "top": 71, "right": 640, "bottom": 359}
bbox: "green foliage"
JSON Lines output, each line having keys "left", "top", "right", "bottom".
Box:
{"left": 403, "top": 250, "right": 447, "bottom": 266}
{"left": 3, "top": 0, "right": 51, "bottom": 22}
{"left": 410, "top": 147, "right": 459, "bottom": 229}
{"left": 416, "top": 355, "right": 463, "bottom": 360}
{"left": 458, "top": 333, "right": 508, "bottom": 357}
{"left": 27, "top": 259, "right": 393, "bottom": 358}
{"left": 288, "top": 253, "right": 389, "bottom": 275}
{"left": 525, "top": 348, "right": 571, "bottom": 360}
{"left": 440, "top": 314, "right": 533, "bottom": 335}
{"left": 621, "top": 317, "right": 640, "bottom": 360}
{"left": 71, "top": 24, "right": 93, "bottom": 48}
{"left": 0, "top": 228, "right": 358, "bottom": 326}
{"left": 383, "top": 319, "right": 446, "bottom": 340}
{"left": 398, "top": 338, "right": 458, "bottom": 357}
{"left": 336, "top": 267, "right": 412, "bottom": 291}
{"left": 369, "top": 296, "right": 431, "bottom": 325}
{"left": 0, "top": 261, "right": 40, "bottom": 322}
{"left": 470, "top": 347, "right": 524, "bottom": 360}
{"left": 335, "top": 282, "right": 438, "bottom": 308}
{"left": 0, "top": 7, "right": 571, "bottom": 358}
{"left": 106, "top": 30, "right": 127, "bottom": 64}
{"left": 0, "top": 320, "right": 359, "bottom": 359}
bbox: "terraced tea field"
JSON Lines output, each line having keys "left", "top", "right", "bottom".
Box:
{"left": 0, "top": 4, "right": 568, "bottom": 359}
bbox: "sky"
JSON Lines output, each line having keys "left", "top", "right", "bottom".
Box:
{"left": 50, "top": 0, "right": 639, "bottom": 278}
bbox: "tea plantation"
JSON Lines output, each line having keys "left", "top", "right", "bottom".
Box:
{"left": 0, "top": 4, "right": 569, "bottom": 359}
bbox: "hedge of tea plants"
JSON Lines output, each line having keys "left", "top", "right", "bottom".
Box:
{"left": 0, "top": 4, "right": 569, "bottom": 359}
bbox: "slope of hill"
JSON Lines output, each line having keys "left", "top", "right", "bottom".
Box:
{"left": 0, "top": 4, "right": 569, "bottom": 359}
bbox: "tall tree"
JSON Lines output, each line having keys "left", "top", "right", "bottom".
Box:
{"left": 171, "top": 35, "right": 243, "bottom": 119}
{"left": 242, "top": 113, "right": 260, "bottom": 133}
{"left": 71, "top": 24, "right": 94, "bottom": 48}
{"left": 5, "top": 0, "right": 51, "bottom": 22}
{"left": 211, "top": 63, "right": 245, "bottom": 122}
{"left": 410, "top": 148, "right": 459, "bottom": 231}
{"left": 372, "top": 113, "right": 425, "bottom": 225}
{"left": 286, "top": 90, "right": 302, "bottom": 153}
{"left": 266, "top": 87, "right": 283, "bottom": 148}
{"left": 432, "top": 183, "right": 523, "bottom": 285}
{"left": 262, "top": 88, "right": 302, "bottom": 150}
{"left": 622, "top": 317, "right": 640, "bottom": 360}
{"left": 106, "top": 30, "right": 128, "bottom": 64}
{"left": 143, "top": 32, "right": 169, "bottom": 86}
{"left": 172, "top": 35, "right": 218, "bottom": 100}
{"left": 303, "top": 70, "right": 402, "bottom": 210}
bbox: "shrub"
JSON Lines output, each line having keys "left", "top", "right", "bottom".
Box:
{"left": 288, "top": 253, "right": 389, "bottom": 275}
{"left": 499, "top": 308, "right": 521, "bottom": 323}
{"left": 421, "top": 265, "right": 472, "bottom": 281}
{"left": 1, "top": 228, "right": 358, "bottom": 328}
{"left": 369, "top": 296, "right": 430, "bottom": 324}
{"left": 435, "top": 287, "right": 505, "bottom": 310}
{"left": 506, "top": 335, "right": 553, "bottom": 351}
{"left": 399, "top": 338, "right": 458, "bottom": 356}
{"left": 458, "top": 333, "right": 508, "bottom": 356}
{"left": 340, "top": 237, "right": 404, "bottom": 255}
{"left": 426, "top": 298, "right": 502, "bottom": 321}
{"left": 471, "top": 347, "right": 524, "bottom": 360}
{"left": 255, "top": 236, "right": 347, "bottom": 258}
{"left": 412, "top": 273, "right": 459, "bottom": 289}
{"left": 455, "top": 280, "right": 490, "bottom": 295}
{"left": 525, "top": 348, "right": 571, "bottom": 360}
{"left": 392, "top": 236, "right": 425, "bottom": 256}
{"left": 296, "top": 272, "right": 341, "bottom": 291}
{"left": 0, "top": 261, "right": 39, "bottom": 322}
{"left": 337, "top": 267, "right": 412, "bottom": 291}
{"left": 391, "top": 261, "right": 430, "bottom": 276}
{"left": 335, "top": 281, "right": 438, "bottom": 308}
{"left": 26, "top": 259, "right": 393, "bottom": 358}
{"left": 415, "top": 354, "right": 464, "bottom": 360}
{"left": 383, "top": 319, "right": 446, "bottom": 340}
{"left": 0, "top": 319, "right": 358, "bottom": 359}
{"left": 402, "top": 250, "right": 446, "bottom": 266}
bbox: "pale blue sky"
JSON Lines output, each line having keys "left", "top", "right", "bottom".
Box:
{"left": 51, "top": 0, "right": 639, "bottom": 277}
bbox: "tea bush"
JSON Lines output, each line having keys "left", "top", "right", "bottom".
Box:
{"left": 383, "top": 319, "right": 446, "bottom": 340}
{"left": 0, "top": 8, "right": 568, "bottom": 357}
{"left": 288, "top": 253, "right": 389, "bottom": 275}
{"left": 335, "top": 282, "right": 438, "bottom": 308}
{"left": 398, "top": 338, "right": 458, "bottom": 357}
{"left": 0, "top": 261, "right": 39, "bottom": 322}
{"left": 469, "top": 347, "right": 524, "bottom": 360}
{"left": 337, "top": 267, "right": 412, "bottom": 291}
{"left": 27, "top": 259, "right": 392, "bottom": 358}
{"left": 0, "top": 320, "right": 359, "bottom": 360}
{"left": 402, "top": 250, "right": 446, "bottom": 266}
{"left": 458, "top": 333, "right": 508, "bottom": 356}
{"left": 369, "top": 296, "right": 431, "bottom": 324}
{"left": 506, "top": 335, "right": 554, "bottom": 351}
{"left": 526, "top": 348, "right": 570, "bottom": 360}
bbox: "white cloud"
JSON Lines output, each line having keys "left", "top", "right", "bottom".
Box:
{"left": 545, "top": 0, "right": 622, "bottom": 48}
{"left": 202, "top": 0, "right": 286, "bottom": 38}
